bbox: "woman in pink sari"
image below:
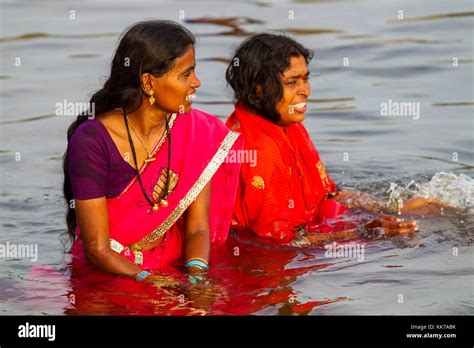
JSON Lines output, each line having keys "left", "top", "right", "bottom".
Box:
{"left": 63, "top": 20, "right": 241, "bottom": 285}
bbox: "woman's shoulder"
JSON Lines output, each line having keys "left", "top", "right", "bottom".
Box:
{"left": 70, "top": 118, "right": 106, "bottom": 138}
{"left": 68, "top": 119, "right": 110, "bottom": 156}
{"left": 188, "top": 108, "right": 221, "bottom": 123}
{"left": 291, "top": 122, "right": 311, "bottom": 137}
{"left": 186, "top": 108, "right": 236, "bottom": 136}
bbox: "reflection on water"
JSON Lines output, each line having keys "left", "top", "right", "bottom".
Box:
{"left": 0, "top": 0, "right": 473, "bottom": 315}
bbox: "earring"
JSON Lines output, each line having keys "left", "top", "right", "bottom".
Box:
{"left": 148, "top": 91, "right": 155, "bottom": 106}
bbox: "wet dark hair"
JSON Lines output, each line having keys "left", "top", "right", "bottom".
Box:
{"left": 63, "top": 20, "right": 195, "bottom": 241}
{"left": 226, "top": 33, "right": 313, "bottom": 123}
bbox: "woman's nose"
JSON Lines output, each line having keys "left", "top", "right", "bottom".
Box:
{"left": 300, "top": 80, "right": 311, "bottom": 97}
{"left": 191, "top": 73, "right": 201, "bottom": 89}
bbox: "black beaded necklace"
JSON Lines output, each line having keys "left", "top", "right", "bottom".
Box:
{"left": 122, "top": 109, "right": 171, "bottom": 212}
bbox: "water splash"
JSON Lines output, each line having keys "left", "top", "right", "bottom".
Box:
{"left": 387, "top": 172, "right": 473, "bottom": 211}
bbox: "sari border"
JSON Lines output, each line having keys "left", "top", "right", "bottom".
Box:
{"left": 130, "top": 130, "right": 241, "bottom": 251}
{"left": 110, "top": 239, "right": 144, "bottom": 265}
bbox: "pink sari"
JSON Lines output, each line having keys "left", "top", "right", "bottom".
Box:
{"left": 71, "top": 109, "right": 242, "bottom": 276}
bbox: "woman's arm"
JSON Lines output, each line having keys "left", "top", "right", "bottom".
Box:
{"left": 184, "top": 182, "right": 211, "bottom": 275}
{"left": 333, "top": 190, "right": 457, "bottom": 216}
{"left": 400, "top": 197, "right": 458, "bottom": 216}
{"left": 332, "top": 190, "right": 387, "bottom": 213}
{"left": 75, "top": 197, "right": 142, "bottom": 277}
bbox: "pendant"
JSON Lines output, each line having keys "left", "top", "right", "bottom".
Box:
{"left": 152, "top": 204, "right": 159, "bottom": 212}
{"left": 152, "top": 168, "right": 179, "bottom": 209}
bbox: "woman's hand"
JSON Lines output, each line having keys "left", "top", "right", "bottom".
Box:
{"left": 365, "top": 215, "right": 417, "bottom": 237}
{"left": 182, "top": 274, "right": 229, "bottom": 310}
{"left": 143, "top": 274, "right": 181, "bottom": 288}
{"left": 304, "top": 215, "right": 418, "bottom": 245}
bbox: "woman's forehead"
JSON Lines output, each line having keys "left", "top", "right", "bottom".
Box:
{"left": 172, "top": 46, "right": 196, "bottom": 70}
{"left": 283, "top": 56, "right": 309, "bottom": 77}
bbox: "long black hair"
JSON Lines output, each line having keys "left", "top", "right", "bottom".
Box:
{"left": 226, "top": 33, "right": 313, "bottom": 123}
{"left": 63, "top": 20, "right": 195, "bottom": 241}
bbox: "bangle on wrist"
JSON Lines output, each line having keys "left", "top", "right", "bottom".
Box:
{"left": 135, "top": 270, "right": 151, "bottom": 282}
{"left": 184, "top": 260, "right": 209, "bottom": 270}
{"left": 185, "top": 257, "right": 209, "bottom": 266}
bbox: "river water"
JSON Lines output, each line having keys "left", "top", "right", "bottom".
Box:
{"left": 0, "top": 0, "right": 473, "bottom": 315}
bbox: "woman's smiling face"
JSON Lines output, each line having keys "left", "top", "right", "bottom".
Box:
{"left": 147, "top": 44, "right": 201, "bottom": 114}
{"left": 275, "top": 55, "right": 311, "bottom": 127}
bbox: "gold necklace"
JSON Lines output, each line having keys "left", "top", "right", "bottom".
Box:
{"left": 126, "top": 116, "right": 165, "bottom": 163}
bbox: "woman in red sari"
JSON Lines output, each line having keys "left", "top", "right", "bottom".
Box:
{"left": 63, "top": 20, "right": 241, "bottom": 285}
{"left": 225, "top": 33, "right": 422, "bottom": 245}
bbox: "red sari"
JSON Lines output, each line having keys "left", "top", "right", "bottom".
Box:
{"left": 71, "top": 109, "right": 243, "bottom": 277}
{"left": 226, "top": 102, "right": 346, "bottom": 243}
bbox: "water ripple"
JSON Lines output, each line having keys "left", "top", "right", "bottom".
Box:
{"left": 0, "top": 114, "right": 56, "bottom": 125}
{"left": 0, "top": 32, "right": 119, "bottom": 43}
{"left": 387, "top": 11, "right": 474, "bottom": 24}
